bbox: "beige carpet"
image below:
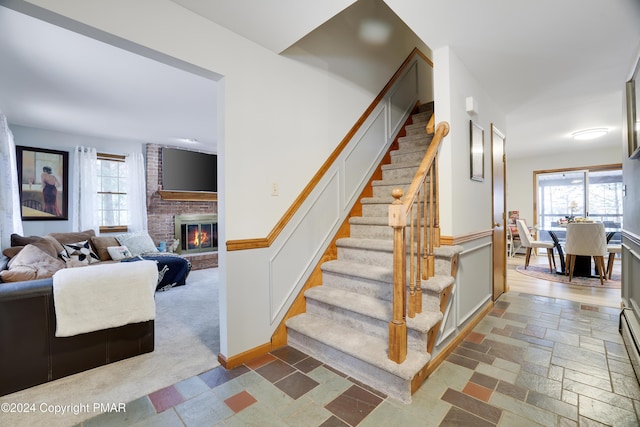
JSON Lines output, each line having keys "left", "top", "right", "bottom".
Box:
{"left": 0, "top": 267, "right": 220, "bottom": 427}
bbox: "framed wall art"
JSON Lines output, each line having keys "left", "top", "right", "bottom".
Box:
{"left": 627, "top": 54, "right": 640, "bottom": 159}
{"left": 470, "top": 120, "right": 485, "bottom": 181}
{"left": 16, "top": 146, "right": 69, "bottom": 220}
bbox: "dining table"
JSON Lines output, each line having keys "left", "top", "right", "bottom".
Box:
{"left": 539, "top": 224, "right": 620, "bottom": 277}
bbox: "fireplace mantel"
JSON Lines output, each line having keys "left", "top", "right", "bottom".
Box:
{"left": 158, "top": 190, "right": 217, "bottom": 202}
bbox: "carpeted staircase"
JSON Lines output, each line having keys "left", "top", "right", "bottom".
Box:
{"left": 286, "top": 104, "right": 462, "bottom": 403}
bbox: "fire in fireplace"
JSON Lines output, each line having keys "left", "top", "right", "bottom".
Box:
{"left": 174, "top": 214, "right": 218, "bottom": 254}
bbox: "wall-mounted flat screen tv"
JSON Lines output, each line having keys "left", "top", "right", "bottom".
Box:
{"left": 162, "top": 147, "right": 217, "bottom": 192}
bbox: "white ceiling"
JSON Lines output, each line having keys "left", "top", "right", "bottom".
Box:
{"left": 0, "top": 4, "right": 219, "bottom": 151}
{"left": 1, "top": 0, "right": 639, "bottom": 159}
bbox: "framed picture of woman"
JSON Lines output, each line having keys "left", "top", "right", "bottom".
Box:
{"left": 16, "top": 146, "right": 69, "bottom": 220}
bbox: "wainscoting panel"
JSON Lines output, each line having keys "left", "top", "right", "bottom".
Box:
{"left": 269, "top": 172, "right": 341, "bottom": 323}
{"left": 455, "top": 241, "right": 493, "bottom": 327}
{"left": 388, "top": 62, "right": 418, "bottom": 139}
{"left": 343, "top": 107, "right": 387, "bottom": 209}
{"left": 621, "top": 232, "right": 640, "bottom": 384}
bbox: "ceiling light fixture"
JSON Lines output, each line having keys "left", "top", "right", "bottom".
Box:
{"left": 178, "top": 138, "right": 199, "bottom": 144}
{"left": 571, "top": 128, "right": 608, "bottom": 140}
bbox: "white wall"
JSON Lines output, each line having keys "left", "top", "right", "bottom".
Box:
{"left": 430, "top": 46, "right": 502, "bottom": 348}
{"left": 433, "top": 47, "right": 505, "bottom": 236}
{"left": 9, "top": 124, "right": 144, "bottom": 236}
{"left": 506, "top": 146, "right": 622, "bottom": 225}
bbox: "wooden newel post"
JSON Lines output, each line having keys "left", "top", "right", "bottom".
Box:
{"left": 388, "top": 188, "right": 407, "bottom": 363}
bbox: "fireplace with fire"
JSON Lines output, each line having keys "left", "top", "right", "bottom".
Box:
{"left": 174, "top": 214, "right": 218, "bottom": 254}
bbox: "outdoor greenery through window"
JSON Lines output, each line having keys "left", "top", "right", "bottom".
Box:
{"left": 97, "top": 153, "right": 127, "bottom": 232}
{"left": 535, "top": 165, "right": 623, "bottom": 243}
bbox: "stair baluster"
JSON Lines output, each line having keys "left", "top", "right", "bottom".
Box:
{"left": 387, "top": 120, "right": 450, "bottom": 364}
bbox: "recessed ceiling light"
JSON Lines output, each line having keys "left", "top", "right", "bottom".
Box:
{"left": 178, "top": 138, "right": 199, "bottom": 144}
{"left": 571, "top": 128, "right": 608, "bottom": 140}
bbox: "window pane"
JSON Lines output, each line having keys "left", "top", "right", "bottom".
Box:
{"left": 537, "top": 171, "right": 586, "bottom": 228}
{"left": 588, "top": 170, "right": 623, "bottom": 227}
{"left": 96, "top": 157, "right": 128, "bottom": 227}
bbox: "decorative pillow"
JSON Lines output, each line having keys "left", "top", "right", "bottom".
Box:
{"left": 0, "top": 244, "right": 66, "bottom": 282}
{"left": 3, "top": 246, "right": 23, "bottom": 259}
{"left": 91, "top": 236, "right": 120, "bottom": 261}
{"left": 48, "top": 229, "right": 96, "bottom": 245}
{"left": 107, "top": 245, "right": 132, "bottom": 261}
{"left": 4, "top": 236, "right": 58, "bottom": 260}
{"left": 62, "top": 240, "right": 100, "bottom": 266}
{"left": 42, "top": 235, "right": 65, "bottom": 255}
{"left": 115, "top": 231, "right": 158, "bottom": 257}
{"left": 10, "top": 233, "right": 40, "bottom": 247}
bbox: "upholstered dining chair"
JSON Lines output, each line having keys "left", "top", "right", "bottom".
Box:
{"left": 606, "top": 244, "right": 621, "bottom": 280}
{"left": 564, "top": 222, "right": 608, "bottom": 285}
{"left": 516, "top": 219, "right": 556, "bottom": 272}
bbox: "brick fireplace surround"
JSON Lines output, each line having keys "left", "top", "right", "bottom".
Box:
{"left": 145, "top": 144, "right": 218, "bottom": 270}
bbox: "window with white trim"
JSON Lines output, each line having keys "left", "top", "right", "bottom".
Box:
{"left": 96, "top": 153, "right": 128, "bottom": 232}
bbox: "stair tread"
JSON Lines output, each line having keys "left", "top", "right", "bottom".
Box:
{"left": 423, "top": 275, "right": 455, "bottom": 292}
{"left": 337, "top": 237, "right": 393, "bottom": 251}
{"left": 360, "top": 196, "right": 399, "bottom": 205}
{"left": 349, "top": 216, "right": 388, "bottom": 225}
{"left": 286, "top": 313, "right": 431, "bottom": 380}
{"left": 391, "top": 146, "right": 428, "bottom": 156}
{"left": 370, "top": 178, "right": 413, "bottom": 187}
{"left": 305, "top": 286, "right": 443, "bottom": 333}
{"left": 381, "top": 162, "right": 420, "bottom": 171}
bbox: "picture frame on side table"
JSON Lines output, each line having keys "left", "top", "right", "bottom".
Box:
{"left": 16, "top": 146, "right": 69, "bottom": 220}
{"left": 627, "top": 54, "right": 640, "bottom": 159}
{"left": 470, "top": 120, "right": 485, "bottom": 181}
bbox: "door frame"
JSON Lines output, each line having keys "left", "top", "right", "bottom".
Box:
{"left": 491, "top": 124, "right": 507, "bottom": 300}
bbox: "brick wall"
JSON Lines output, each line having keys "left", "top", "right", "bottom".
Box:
{"left": 145, "top": 143, "right": 218, "bottom": 270}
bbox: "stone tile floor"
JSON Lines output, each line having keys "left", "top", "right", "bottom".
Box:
{"left": 80, "top": 292, "right": 640, "bottom": 426}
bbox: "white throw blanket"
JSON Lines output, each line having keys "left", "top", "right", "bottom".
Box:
{"left": 53, "top": 261, "right": 158, "bottom": 337}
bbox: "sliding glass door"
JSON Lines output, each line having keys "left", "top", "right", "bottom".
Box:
{"left": 535, "top": 166, "right": 623, "bottom": 241}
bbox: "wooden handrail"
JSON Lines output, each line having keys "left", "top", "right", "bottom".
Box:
{"left": 387, "top": 120, "right": 449, "bottom": 364}
{"left": 400, "top": 122, "right": 449, "bottom": 212}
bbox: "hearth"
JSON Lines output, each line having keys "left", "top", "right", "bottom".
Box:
{"left": 174, "top": 214, "right": 218, "bottom": 254}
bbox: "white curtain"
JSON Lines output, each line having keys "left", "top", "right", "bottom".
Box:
{"left": 126, "top": 152, "right": 148, "bottom": 232}
{"left": 0, "top": 113, "right": 23, "bottom": 248}
{"left": 72, "top": 146, "right": 99, "bottom": 233}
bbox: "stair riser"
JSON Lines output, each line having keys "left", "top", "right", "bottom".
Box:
{"left": 391, "top": 150, "right": 429, "bottom": 165}
{"left": 287, "top": 331, "right": 413, "bottom": 403}
{"left": 350, "top": 223, "right": 439, "bottom": 240}
{"left": 371, "top": 185, "right": 407, "bottom": 198}
{"left": 321, "top": 266, "right": 446, "bottom": 312}
{"left": 397, "top": 135, "right": 433, "bottom": 151}
{"left": 362, "top": 203, "right": 435, "bottom": 218}
{"left": 411, "top": 111, "right": 431, "bottom": 123}
{"left": 322, "top": 271, "right": 393, "bottom": 301}
{"left": 405, "top": 123, "right": 428, "bottom": 136}
{"left": 350, "top": 223, "right": 394, "bottom": 240}
{"left": 362, "top": 203, "right": 392, "bottom": 217}
{"left": 382, "top": 167, "right": 419, "bottom": 181}
{"left": 305, "top": 299, "right": 429, "bottom": 352}
{"left": 337, "top": 243, "right": 455, "bottom": 273}
{"left": 338, "top": 246, "right": 393, "bottom": 269}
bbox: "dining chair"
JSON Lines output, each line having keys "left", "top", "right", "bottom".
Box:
{"left": 606, "top": 244, "right": 621, "bottom": 280}
{"left": 564, "top": 222, "right": 608, "bottom": 285}
{"left": 507, "top": 225, "right": 515, "bottom": 257}
{"left": 516, "top": 219, "right": 556, "bottom": 272}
